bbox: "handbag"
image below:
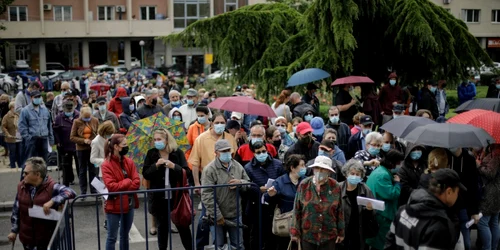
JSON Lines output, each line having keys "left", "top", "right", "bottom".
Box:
{"left": 361, "top": 209, "right": 379, "bottom": 239}
{"left": 171, "top": 169, "right": 195, "bottom": 228}
{"left": 272, "top": 206, "right": 294, "bottom": 237}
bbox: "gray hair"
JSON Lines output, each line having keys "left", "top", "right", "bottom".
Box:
{"left": 365, "top": 132, "right": 383, "bottom": 145}
{"left": 169, "top": 90, "right": 180, "bottom": 98}
{"left": 329, "top": 106, "right": 339, "bottom": 113}
{"left": 342, "top": 159, "right": 366, "bottom": 178}
{"left": 290, "top": 92, "right": 300, "bottom": 100}
{"left": 145, "top": 88, "right": 159, "bottom": 97}
{"left": 61, "top": 81, "right": 70, "bottom": 89}
{"left": 8, "top": 101, "right": 15, "bottom": 109}
{"left": 26, "top": 157, "right": 47, "bottom": 179}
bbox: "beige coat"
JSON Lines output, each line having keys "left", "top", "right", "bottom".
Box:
{"left": 2, "top": 110, "right": 20, "bottom": 143}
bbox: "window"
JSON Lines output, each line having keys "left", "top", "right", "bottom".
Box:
{"left": 492, "top": 10, "right": 500, "bottom": 23}
{"left": 8, "top": 6, "right": 27, "bottom": 21}
{"left": 462, "top": 9, "right": 480, "bottom": 23}
{"left": 98, "top": 6, "right": 115, "bottom": 20}
{"left": 173, "top": 0, "right": 210, "bottom": 29}
{"left": 140, "top": 6, "right": 157, "bottom": 20}
{"left": 54, "top": 6, "right": 72, "bottom": 21}
{"left": 15, "top": 45, "right": 29, "bottom": 61}
{"left": 225, "top": 0, "right": 238, "bottom": 12}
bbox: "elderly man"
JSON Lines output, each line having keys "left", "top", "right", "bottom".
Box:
{"left": 179, "top": 88, "right": 199, "bottom": 128}
{"left": 137, "top": 88, "right": 164, "bottom": 119}
{"left": 347, "top": 115, "right": 374, "bottom": 159}
{"left": 52, "top": 82, "right": 82, "bottom": 121}
{"left": 162, "top": 90, "right": 183, "bottom": 115}
{"left": 289, "top": 92, "right": 315, "bottom": 119}
{"left": 93, "top": 96, "right": 120, "bottom": 131}
{"left": 235, "top": 124, "right": 278, "bottom": 166}
{"left": 8, "top": 157, "right": 76, "bottom": 250}
{"left": 15, "top": 82, "right": 40, "bottom": 114}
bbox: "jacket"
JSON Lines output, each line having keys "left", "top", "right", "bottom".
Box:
{"left": 69, "top": 117, "right": 98, "bottom": 151}
{"left": 108, "top": 87, "right": 128, "bottom": 116}
{"left": 418, "top": 88, "right": 439, "bottom": 120}
{"left": 18, "top": 103, "right": 54, "bottom": 144}
{"left": 94, "top": 110, "right": 120, "bottom": 131}
{"left": 1, "top": 110, "right": 20, "bottom": 143}
{"left": 457, "top": 82, "right": 476, "bottom": 105}
{"left": 362, "top": 92, "right": 383, "bottom": 125}
{"left": 185, "top": 121, "right": 208, "bottom": 169}
{"left": 378, "top": 84, "right": 403, "bottom": 115}
{"left": 385, "top": 189, "right": 459, "bottom": 250}
{"left": 347, "top": 131, "right": 364, "bottom": 160}
{"left": 119, "top": 97, "right": 139, "bottom": 131}
{"left": 201, "top": 157, "right": 250, "bottom": 221}
{"left": 291, "top": 102, "right": 316, "bottom": 119}
{"left": 235, "top": 143, "right": 278, "bottom": 166}
{"left": 284, "top": 140, "right": 320, "bottom": 163}
{"left": 14, "top": 90, "right": 30, "bottom": 114}
{"left": 142, "top": 148, "right": 190, "bottom": 216}
{"left": 90, "top": 135, "right": 106, "bottom": 176}
{"left": 449, "top": 149, "right": 479, "bottom": 216}
{"left": 477, "top": 150, "right": 500, "bottom": 215}
{"left": 137, "top": 103, "right": 164, "bottom": 119}
{"left": 486, "top": 83, "right": 500, "bottom": 98}
{"left": 326, "top": 122, "right": 351, "bottom": 153}
{"left": 264, "top": 173, "right": 303, "bottom": 214}
{"left": 101, "top": 155, "right": 140, "bottom": 214}
{"left": 333, "top": 145, "right": 347, "bottom": 165}
{"left": 397, "top": 143, "right": 426, "bottom": 207}
{"left": 366, "top": 165, "right": 401, "bottom": 221}
{"left": 53, "top": 111, "right": 80, "bottom": 151}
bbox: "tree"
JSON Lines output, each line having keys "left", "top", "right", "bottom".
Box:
{"left": 162, "top": 0, "right": 491, "bottom": 98}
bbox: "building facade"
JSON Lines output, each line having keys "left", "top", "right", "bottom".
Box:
{"left": 0, "top": 0, "right": 247, "bottom": 73}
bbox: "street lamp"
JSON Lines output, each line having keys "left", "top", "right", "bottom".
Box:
{"left": 139, "top": 40, "right": 145, "bottom": 70}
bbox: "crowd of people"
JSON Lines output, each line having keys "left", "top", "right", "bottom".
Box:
{"left": 3, "top": 71, "right": 500, "bottom": 250}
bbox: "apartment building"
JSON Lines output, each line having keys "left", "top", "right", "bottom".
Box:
{"left": 431, "top": 0, "right": 500, "bottom": 61}
{"left": 0, "top": 0, "right": 247, "bottom": 73}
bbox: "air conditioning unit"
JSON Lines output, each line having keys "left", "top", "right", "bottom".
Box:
{"left": 443, "top": 0, "right": 450, "bottom": 4}
{"left": 116, "top": 6, "right": 126, "bottom": 12}
{"left": 43, "top": 4, "right": 52, "bottom": 10}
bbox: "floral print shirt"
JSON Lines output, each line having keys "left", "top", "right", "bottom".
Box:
{"left": 290, "top": 177, "right": 345, "bottom": 245}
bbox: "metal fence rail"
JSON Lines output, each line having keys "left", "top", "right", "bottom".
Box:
{"left": 47, "top": 201, "right": 72, "bottom": 250}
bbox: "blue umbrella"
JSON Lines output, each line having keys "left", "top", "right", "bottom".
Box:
{"left": 287, "top": 68, "right": 330, "bottom": 87}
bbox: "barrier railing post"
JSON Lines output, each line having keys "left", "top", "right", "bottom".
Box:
{"left": 95, "top": 197, "right": 101, "bottom": 250}
{"left": 144, "top": 192, "right": 149, "bottom": 250}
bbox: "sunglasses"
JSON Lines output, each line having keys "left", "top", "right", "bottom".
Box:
{"left": 255, "top": 150, "right": 267, "bottom": 154}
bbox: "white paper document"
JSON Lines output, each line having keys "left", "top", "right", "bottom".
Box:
{"left": 356, "top": 196, "right": 385, "bottom": 211}
{"left": 265, "top": 178, "right": 275, "bottom": 189}
{"left": 91, "top": 177, "right": 109, "bottom": 200}
{"left": 28, "top": 205, "right": 62, "bottom": 221}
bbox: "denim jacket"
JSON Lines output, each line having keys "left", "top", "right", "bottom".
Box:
{"left": 18, "top": 103, "right": 54, "bottom": 144}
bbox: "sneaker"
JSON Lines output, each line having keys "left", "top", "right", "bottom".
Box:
{"left": 198, "top": 203, "right": 202, "bottom": 210}
{"left": 171, "top": 224, "right": 178, "bottom": 233}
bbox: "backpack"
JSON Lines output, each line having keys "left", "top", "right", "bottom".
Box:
{"left": 47, "top": 151, "right": 58, "bottom": 166}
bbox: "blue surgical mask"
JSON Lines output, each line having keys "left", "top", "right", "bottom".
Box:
{"left": 298, "top": 168, "right": 307, "bottom": 178}
{"left": 99, "top": 105, "right": 106, "bottom": 112}
{"left": 251, "top": 138, "right": 263, "bottom": 144}
{"left": 382, "top": 143, "right": 391, "bottom": 152}
{"left": 255, "top": 152, "right": 268, "bottom": 163}
{"left": 138, "top": 82, "right": 142, "bottom": 86}
{"left": 82, "top": 117, "right": 91, "bottom": 122}
{"left": 64, "top": 111, "right": 73, "bottom": 117}
{"left": 363, "top": 128, "right": 371, "bottom": 135}
{"left": 214, "top": 124, "right": 226, "bottom": 134}
{"left": 293, "top": 126, "right": 297, "bottom": 133}
{"left": 219, "top": 152, "right": 232, "bottom": 163}
{"left": 329, "top": 116, "right": 339, "bottom": 124}
{"left": 304, "top": 114, "right": 313, "bottom": 122}
{"left": 430, "top": 86, "right": 437, "bottom": 93}
{"left": 318, "top": 149, "right": 329, "bottom": 157}
{"left": 347, "top": 175, "right": 362, "bottom": 185}
{"left": 410, "top": 150, "right": 422, "bottom": 160}
{"left": 154, "top": 141, "right": 166, "bottom": 150}
{"left": 173, "top": 116, "right": 181, "bottom": 121}
{"left": 129, "top": 104, "right": 135, "bottom": 111}
{"left": 389, "top": 79, "right": 396, "bottom": 86}
{"left": 368, "top": 146, "right": 380, "bottom": 156}
{"left": 121, "top": 84, "right": 125, "bottom": 87}
{"left": 187, "top": 99, "right": 195, "bottom": 106}
{"left": 277, "top": 127, "right": 286, "bottom": 134}
{"left": 496, "top": 84, "right": 500, "bottom": 90}
{"left": 198, "top": 116, "right": 207, "bottom": 124}
{"left": 32, "top": 97, "right": 42, "bottom": 106}
{"left": 61, "top": 91, "right": 66, "bottom": 96}
{"left": 171, "top": 100, "right": 180, "bottom": 106}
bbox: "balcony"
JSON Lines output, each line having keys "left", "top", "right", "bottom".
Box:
{"left": 0, "top": 19, "right": 174, "bottom": 39}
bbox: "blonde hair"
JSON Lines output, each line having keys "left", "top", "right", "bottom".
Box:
{"left": 0, "top": 94, "right": 10, "bottom": 103}
{"left": 8, "top": 101, "right": 15, "bottom": 109}
{"left": 425, "top": 148, "right": 448, "bottom": 174}
{"left": 80, "top": 107, "right": 92, "bottom": 117}
{"left": 153, "top": 128, "right": 178, "bottom": 153}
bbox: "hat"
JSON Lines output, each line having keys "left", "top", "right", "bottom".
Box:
{"left": 30, "top": 90, "right": 41, "bottom": 97}
{"left": 186, "top": 88, "right": 198, "bottom": 97}
{"left": 393, "top": 104, "right": 405, "bottom": 113}
{"left": 96, "top": 96, "right": 106, "bottom": 104}
{"left": 231, "top": 112, "right": 243, "bottom": 120}
{"left": 214, "top": 139, "right": 232, "bottom": 152}
{"left": 308, "top": 156, "right": 335, "bottom": 173}
{"left": 134, "top": 96, "right": 145, "bottom": 106}
{"left": 235, "top": 86, "right": 242, "bottom": 92}
{"left": 388, "top": 72, "right": 398, "bottom": 79}
{"left": 296, "top": 122, "right": 313, "bottom": 135}
{"left": 432, "top": 168, "right": 467, "bottom": 191}
{"left": 274, "top": 116, "right": 287, "bottom": 125}
{"left": 309, "top": 117, "right": 325, "bottom": 136}
{"left": 360, "top": 115, "right": 374, "bottom": 125}
{"left": 226, "top": 120, "right": 241, "bottom": 130}
{"left": 306, "top": 83, "right": 319, "bottom": 90}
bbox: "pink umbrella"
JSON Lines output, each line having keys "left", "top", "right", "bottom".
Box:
{"left": 208, "top": 97, "right": 277, "bottom": 117}
{"left": 331, "top": 76, "right": 374, "bottom": 86}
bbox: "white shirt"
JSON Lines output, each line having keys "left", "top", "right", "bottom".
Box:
{"left": 438, "top": 90, "right": 446, "bottom": 114}
{"left": 178, "top": 104, "right": 197, "bottom": 129}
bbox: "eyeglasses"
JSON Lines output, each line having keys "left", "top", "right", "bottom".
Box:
{"left": 251, "top": 134, "right": 264, "bottom": 137}
{"left": 276, "top": 124, "right": 286, "bottom": 128}
{"left": 255, "top": 150, "right": 267, "bottom": 154}
{"left": 61, "top": 88, "right": 69, "bottom": 91}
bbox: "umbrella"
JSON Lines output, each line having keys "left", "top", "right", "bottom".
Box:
{"left": 90, "top": 83, "right": 110, "bottom": 96}
{"left": 208, "top": 97, "right": 277, "bottom": 117}
{"left": 403, "top": 123, "right": 495, "bottom": 148}
{"left": 380, "top": 116, "right": 437, "bottom": 137}
{"left": 286, "top": 68, "right": 330, "bottom": 87}
{"left": 454, "top": 98, "right": 500, "bottom": 113}
{"left": 125, "top": 112, "right": 189, "bottom": 171}
{"left": 447, "top": 109, "right": 500, "bottom": 142}
{"left": 331, "top": 76, "right": 374, "bottom": 86}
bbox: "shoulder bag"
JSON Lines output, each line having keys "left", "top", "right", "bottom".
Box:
{"left": 272, "top": 205, "right": 294, "bottom": 237}
{"left": 171, "top": 169, "right": 195, "bottom": 228}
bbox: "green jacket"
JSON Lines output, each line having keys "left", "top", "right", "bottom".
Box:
{"left": 366, "top": 165, "right": 401, "bottom": 221}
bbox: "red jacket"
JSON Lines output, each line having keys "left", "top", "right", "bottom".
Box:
{"left": 108, "top": 87, "right": 128, "bottom": 116}
{"left": 236, "top": 143, "right": 277, "bottom": 165}
{"left": 378, "top": 84, "right": 403, "bottom": 115}
{"left": 101, "top": 155, "right": 140, "bottom": 214}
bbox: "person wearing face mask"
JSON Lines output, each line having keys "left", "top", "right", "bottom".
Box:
{"left": 284, "top": 122, "right": 320, "bottom": 162}
{"left": 397, "top": 143, "right": 426, "bottom": 207}
{"left": 325, "top": 106, "right": 351, "bottom": 153}
{"left": 289, "top": 117, "right": 303, "bottom": 141}
{"left": 178, "top": 88, "right": 199, "bottom": 129}
{"left": 379, "top": 72, "right": 403, "bottom": 125}
{"left": 305, "top": 139, "right": 345, "bottom": 181}
{"left": 380, "top": 131, "right": 406, "bottom": 158}
{"left": 18, "top": 90, "right": 54, "bottom": 166}
{"left": 93, "top": 96, "right": 120, "bottom": 131}
{"left": 244, "top": 141, "right": 285, "bottom": 250}
{"left": 347, "top": 115, "right": 374, "bottom": 159}
{"left": 302, "top": 83, "right": 320, "bottom": 114}
{"left": 265, "top": 154, "right": 306, "bottom": 250}
{"left": 418, "top": 79, "right": 439, "bottom": 120}
{"left": 235, "top": 124, "right": 278, "bottom": 166}
{"left": 289, "top": 92, "right": 315, "bottom": 119}
{"left": 184, "top": 105, "right": 210, "bottom": 173}
{"left": 323, "top": 129, "right": 347, "bottom": 165}
{"left": 309, "top": 117, "right": 325, "bottom": 142}
{"left": 107, "top": 87, "right": 129, "bottom": 117}
{"left": 302, "top": 111, "right": 315, "bottom": 123}
{"left": 339, "top": 159, "right": 375, "bottom": 250}
{"left": 290, "top": 156, "right": 345, "bottom": 249}
{"left": 168, "top": 108, "right": 183, "bottom": 122}
{"left": 353, "top": 131, "right": 383, "bottom": 179}
{"left": 163, "top": 90, "right": 183, "bottom": 115}
{"left": 70, "top": 107, "right": 99, "bottom": 196}
{"left": 486, "top": 77, "right": 500, "bottom": 98}
{"left": 101, "top": 134, "right": 140, "bottom": 250}
{"left": 390, "top": 104, "right": 405, "bottom": 120}
{"left": 266, "top": 125, "right": 288, "bottom": 162}
{"left": 137, "top": 88, "right": 165, "bottom": 119}
{"left": 119, "top": 97, "right": 139, "bottom": 132}
{"left": 365, "top": 149, "right": 404, "bottom": 250}
{"left": 273, "top": 116, "right": 296, "bottom": 147}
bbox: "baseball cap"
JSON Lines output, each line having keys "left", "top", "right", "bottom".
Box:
{"left": 320, "top": 140, "right": 335, "bottom": 151}
{"left": 360, "top": 115, "right": 374, "bottom": 125}
{"left": 186, "top": 88, "right": 198, "bottom": 97}
{"left": 231, "top": 112, "right": 243, "bottom": 120}
{"left": 296, "top": 122, "right": 313, "bottom": 135}
{"left": 393, "top": 104, "right": 405, "bottom": 113}
{"left": 273, "top": 116, "right": 287, "bottom": 125}
{"left": 309, "top": 117, "right": 325, "bottom": 136}
{"left": 308, "top": 155, "right": 335, "bottom": 173}
{"left": 432, "top": 168, "right": 467, "bottom": 191}
{"left": 96, "top": 96, "right": 106, "bottom": 104}
{"left": 30, "top": 90, "right": 41, "bottom": 97}
{"left": 214, "top": 139, "right": 232, "bottom": 152}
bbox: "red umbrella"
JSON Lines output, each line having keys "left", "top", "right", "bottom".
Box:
{"left": 331, "top": 76, "right": 374, "bottom": 86}
{"left": 90, "top": 83, "right": 110, "bottom": 96}
{"left": 448, "top": 109, "right": 500, "bottom": 142}
{"left": 208, "top": 97, "right": 277, "bottom": 117}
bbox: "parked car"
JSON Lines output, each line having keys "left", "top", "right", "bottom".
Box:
{"left": 46, "top": 62, "right": 66, "bottom": 71}
{"left": 11, "top": 60, "right": 30, "bottom": 70}
{"left": 207, "top": 70, "right": 233, "bottom": 80}
{"left": 7, "top": 71, "right": 41, "bottom": 90}
{"left": 124, "top": 68, "right": 164, "bottom": 81}
{"left": 40, "top": 70, "right": 65, "bottom": 82}
{"left": 118, "top": 57, "right": 141, "bottom": 68}
{"left": 98, "top": 66, "right": 128, "bottom": 76}
{"left": 0, "top": 73, "right": 17, "bottom": 93}
{"left": 58, "top": 69, "right": 92, "bottom": 81}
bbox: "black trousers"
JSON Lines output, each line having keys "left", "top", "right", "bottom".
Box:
{"left": 58, "top": 147, "right": 79, "bottom": 186}
{"left": 156, "top": 200, "right": 193, "bottom": 250}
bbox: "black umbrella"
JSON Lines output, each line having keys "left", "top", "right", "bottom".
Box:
{"left": 455, "top": 98, "right": 500, "bottom": 113}
{"left": 380, "top": 116, "right": 437, "bottom": 137}
{"left": 403, "top": 123, "right": 495, "bottom": 148}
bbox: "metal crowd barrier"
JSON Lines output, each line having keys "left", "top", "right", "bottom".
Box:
{"left": 51, "top": 182, "right": 262, "bottom": 250}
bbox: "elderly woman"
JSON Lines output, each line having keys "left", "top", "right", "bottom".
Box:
{"left": 2, "top": 101, "right": 22, "bottom": 169}
{"left": 70, "top": 106, "right": 99, "bottom": 195}
{"left": 353, "top": 132, "right": 383, "bottom": 178}
{"left": 53, "top": 100, "right": 79, "bottom": 186}
{"left": 291, "top": 156, "right": 345, "bottom": 250}
{"left": 339, "top": 159, "right": 376, "bottom": 250}
{"left": 274, "top": 116, "right": 296, "bottom": 147}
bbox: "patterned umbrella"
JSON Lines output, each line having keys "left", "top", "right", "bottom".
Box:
{"left": 447, "top": 109, "right": 500, "bottom": 142}
{"left": 125, "top": 112, "right": 189, "bottom": 172}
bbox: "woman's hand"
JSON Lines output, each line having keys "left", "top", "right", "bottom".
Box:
{"left": 393, "top": 175, "right": 400, "bottom": 183}
{"left": 366, "top": 202, "right": 373, "bottom": 210}
{"left": 335, "top": 236, "right": 344, "bottom": 243}
{"left": 165, "top": 160, "right": 175, "bottom": 169}
{"left": 267, "top": 186, "right": 277, "bottom": 197}
{"left": 84, "top": 139, "right": 91, "bottom": 145}
{"left": 156, "top": 158, "right": 167, "bottom": 167}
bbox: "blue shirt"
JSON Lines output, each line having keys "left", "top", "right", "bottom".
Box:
{"left": 18, "top": 103, "right": 54, "bottom": 144}
{"left": 264, "top": 173, "right": 303, "bottom": 213}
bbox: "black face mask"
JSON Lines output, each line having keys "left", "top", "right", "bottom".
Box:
{"left": 151, "top": 98, "right": 158, "bottom": 106}
{"left": 119, "top": 146, "right": 129, "bottom": 156}
{"left": 300, "top": 135, "right": 312, "bottom": 146}
{"left": 273, "top": 140, "right": 281, "bottom": 149}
